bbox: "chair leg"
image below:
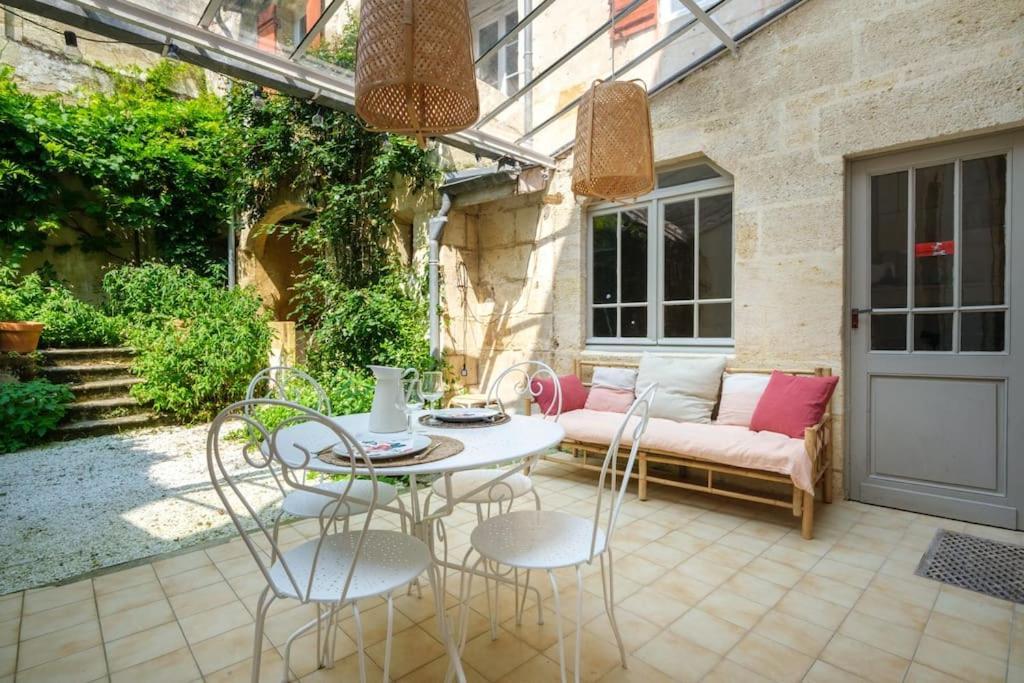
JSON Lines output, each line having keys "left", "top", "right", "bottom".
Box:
{"left": 352, "top": 602, "right": 367, "bottom": 683}
{"left": 801, "top": 490, "right": 815, "bottom": 539}
{"left": 547, "top": 570, "right": 568, "bottom": 683}
{"left": 251, "top": 586, "right": 273, "bottom": 683}
{"left": 383, "top": 593, "right": 395, "bottom": 683}
{"left": 601, "top": 551, "right": 627, "bottom": 668}
{"left": 573, "top": 565, "right": 584, "bottom": 683}
{"left": 282, "top": 607, "right": 332, "bottom": 683}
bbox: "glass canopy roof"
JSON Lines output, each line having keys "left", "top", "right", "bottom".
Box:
{"left": 8, "top": 0, "right": 805, "bottom": 165}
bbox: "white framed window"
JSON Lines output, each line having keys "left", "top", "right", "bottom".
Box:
{"left": 476, "top": 7, "right": 521, "bottom": 96}
{"left": 587, "top": 162, "right": 734, "bottom": 347}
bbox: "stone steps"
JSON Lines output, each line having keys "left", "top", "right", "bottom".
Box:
{"left": 38, "top": 347, "right": 163, "bottom": 439}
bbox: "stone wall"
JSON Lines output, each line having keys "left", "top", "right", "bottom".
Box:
{"left": 436, "top": 0, "right": 1024, "bottom": 494}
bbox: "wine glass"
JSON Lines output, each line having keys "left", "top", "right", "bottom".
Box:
{"left": 402, "top": 378, "right": 423, "bottom": 431}
{"left": 419, "top": 371, "right": 444, "bottom": 418}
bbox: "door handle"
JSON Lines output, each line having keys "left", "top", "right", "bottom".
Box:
{"left": 850, "top": 308, "right": 872, "bottom": 329}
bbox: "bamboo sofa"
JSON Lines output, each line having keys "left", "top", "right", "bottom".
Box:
{"left": 541, "top": 359, "right": 834, "bottom": 539}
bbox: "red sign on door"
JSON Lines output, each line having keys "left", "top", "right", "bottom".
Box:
{"left": 914, "top": 240, "right": 955, "bottom": 258}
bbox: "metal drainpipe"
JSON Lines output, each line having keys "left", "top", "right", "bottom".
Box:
{"left": 428, "top": 192, "right": 452, "bottom": 362}
{"left": 227, "top": 212, "right": 237, "bottom": 288}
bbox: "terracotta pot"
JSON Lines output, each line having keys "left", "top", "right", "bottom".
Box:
{"left": 0, "top": 322, "right": 44, "bottom": 353}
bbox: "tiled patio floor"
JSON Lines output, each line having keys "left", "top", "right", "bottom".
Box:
{"left": 3, "top": 461, "right": 1022, "bottom": 682}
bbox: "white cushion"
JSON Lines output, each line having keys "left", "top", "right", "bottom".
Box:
{"left": 592, "top": 366, "right": 637, "bottom": 391}
{"left": 716, "top": 373, "right": 771, "bottom": 427}
{"left": 635, "top": 354, "right": 726, "bottom": 423}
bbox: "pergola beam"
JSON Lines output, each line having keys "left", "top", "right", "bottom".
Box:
{"left": 3, "top": 0, "right": 555, "bottom": 167}
{"left": 197, "top": 0, "right": 225, "bottom": 29}
{"left": 678, "top": 0, "right": 736, "bottom": 54}
{"left": 474, "top": 0, "right": 556, "bottom": 65}
{"left": 289, "top": 0, "right": 346, "bottom": 60}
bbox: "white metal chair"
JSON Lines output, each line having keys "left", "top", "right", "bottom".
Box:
{"left": 208, "top": 399, "right": 456, "bottom": 683}
{"left": 454, "top": 385, "right": 657, "bottom": 683}
{"left": 426, "top": 360, "right": 563, "bottom": 516}
{"left": 246, "top": 367, "right": 402, "bottom": 531}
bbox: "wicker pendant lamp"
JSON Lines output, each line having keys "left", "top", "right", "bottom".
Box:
{"left": 355, "top": 0, "right": 479, "bottom": 147}
{"left": 571, "top": 79, "right": 655, "bottom": 201}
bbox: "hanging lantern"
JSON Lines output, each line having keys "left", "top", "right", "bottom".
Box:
{"left": 572, "top": 79, "right": 655, "bottom": 201}
{"left": 355, "top": 0, "right": 479, "bottom": 147}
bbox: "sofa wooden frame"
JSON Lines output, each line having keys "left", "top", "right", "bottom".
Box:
{"left": 542, "top": 359, "right": 834, "bottom": 539}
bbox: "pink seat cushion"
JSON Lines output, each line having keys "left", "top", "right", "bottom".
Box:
{"left": 531, "top": 375, "right": 588, "bottom": 414}
{"left": 558, "top": 409, "right": 815, "bottom": 493}
{"left": 749, "top": 371, "right": 838, "bottom": 439}
{"left": 584, "top": 386, "right": 634, "bottom": 413}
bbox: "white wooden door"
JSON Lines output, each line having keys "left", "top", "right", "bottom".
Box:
{"left": 849, "top": 132, "right": 1024, "bottom": 528}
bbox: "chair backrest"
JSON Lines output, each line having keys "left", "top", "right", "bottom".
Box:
{"left": 588, "top": 384, "right": 657, "bottom": 560}
{"left": 246, "top": 366, "right": 332, "bottom": 415}
{"left": 207, "top": 398, "right": 377, "bottom": 604}
{"left": 487, "top": 360, "right": 562, "bottom": 420}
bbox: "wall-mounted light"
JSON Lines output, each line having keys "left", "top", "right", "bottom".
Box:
{"left": 251, "top": 87, "right": 267, "bottom": 111}
{"left": 165, "top": 43, "right": 180, "bottom": 60}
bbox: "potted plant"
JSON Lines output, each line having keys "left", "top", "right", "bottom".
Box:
{"left": 0, "top": 274, "right": 45, "bottom": 354}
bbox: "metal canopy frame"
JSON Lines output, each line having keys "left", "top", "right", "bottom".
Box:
{"left": 4, "top": 0, "right": 806, "bottom": 167}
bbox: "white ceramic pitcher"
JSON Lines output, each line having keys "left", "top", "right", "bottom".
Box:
{"left": 367, "top": 365, "right": 413, "bottom": 433}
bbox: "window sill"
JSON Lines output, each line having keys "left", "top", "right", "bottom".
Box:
{"left": 583, "top": 341, "right": 736, "bottom": 356}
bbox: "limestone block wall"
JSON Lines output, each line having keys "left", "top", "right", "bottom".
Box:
{"left": 439, "top": 0, "right": 1024, "bottom": 495}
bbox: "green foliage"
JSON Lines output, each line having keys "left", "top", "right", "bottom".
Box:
{"left": 0, "top": 62, "right": 233, "bottom": 272}
{"left": 0, "top": 379, "right": 73, "bottom": 453}
{"left": 0, "top": 271, "right": 123, "bottom": 347}
{"left": 307, "top": 273, "right": 435, "bottom": 378}
{"left": 0, "top": 271, "right": 44, "bottom": 321}
{"left": 109, "top": 263, "right": 271, "bottom": 422}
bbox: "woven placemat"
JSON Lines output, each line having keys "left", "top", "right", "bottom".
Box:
{"left": 318, "top": 435, "right": 464, "bottom": 469}
{"left": 418, "top": 413, "right": 511, "bottom": 429}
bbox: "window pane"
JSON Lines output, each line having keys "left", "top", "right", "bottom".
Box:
{"left": 698, "top": 194, "right": 732, "bottom": 299}
{"left": 961, "top": 155, "right": 1007, "bottom": 306}
{"left": 871, "top": 314, "right": 907, "bottom": 351}
{"left": 664, "top": 304, "right": 694, "bottom": 338}
{"left": 914, "top": 163, "right": 955, "bottom": 307}
{"left": 870, "top": 171, "right": 908, "bottom": 309}
{"left": 503, "top": 11, "right": 519, "bottom": 94}
{"left": 477, "top": 23, "right": 499, "bottom": 88}
{"left": 621, "top": 208, "right": 648, "bottom": 303}
{"left": 914, "top": 313, "right": 953, "bottom": 351}
{"left": 698, "top": 303, "right": 731, "bottom": 338}
{"left": 621, "top": 307, "right": 648, "bottom": 338}
{"left": 592, "top": 307, "right": 617, "bottom": 338}
{"left": 663, "top": 199, "right": 694, "bottom": 301}
{"left": 592, "top": 214, "right": 617, "bottom": 304}
{"left": 657, "top": 164, "right": 720, "bottom": 188}
{"left": 961, "top": 311, "right": 1005, "bottom": 352}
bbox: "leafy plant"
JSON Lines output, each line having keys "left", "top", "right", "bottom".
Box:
{"left": 36, "top": 289, "right": 123, "bottom": 348}
{"left": 102, "top": 262, "right": 215, "bottom": 319}
{"left": 0, "top": 379, "right": 73, "bottom": 453}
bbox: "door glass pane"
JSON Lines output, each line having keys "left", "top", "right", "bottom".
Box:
{"left": 621, "top": 209, "right": 648, "bottom": 303}
{"left": 663, "top": 304, "right": 694, "bottom": 338}
{"left": 698, "top": 303, "right": 731, "bottom": 338}
{"left": 593, "top": 308, "right": 617, "bottom": 338}
{"left": 914, "top": 313, "right": 953, "bottom": 351}
{"left": 961, "top": 311, "right": 1005, "bottom": 352}
{"left": 698, "top": 194, "right": 732, "bottom": 299}
{"left": 961, "top": 155, "right": 1007, "bottom": 306}
{"left": 663, "top": 200, "right": 694, "bottom": 301}
{"left": 871, "top": 314, "right": 907, "bottom": 351}
{"left": 621, "top": 307, "right": 648, "bottom": 338}
{"left": 914, "top": 163, "right": 955, "bottom": 307}
{"left": 592, "top": 214, "right": 617, "bottom": 304}
{"left": 871, "top": 171, "right": 908, "bottom": 309}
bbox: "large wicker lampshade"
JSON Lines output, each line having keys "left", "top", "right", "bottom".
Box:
{"left": 355, "top": 0, "right": 479, "bottom": 146}
{"left": 571, "top": 79, "right": 655, "bottom": 201}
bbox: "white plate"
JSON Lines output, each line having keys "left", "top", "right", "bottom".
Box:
{"left": 331, "top": 433, "right": 432, "bottom": 461}
{"left": 432, "top": 407, "right": 500, "bottom": 423}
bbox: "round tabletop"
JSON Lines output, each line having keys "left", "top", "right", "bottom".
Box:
{"left": 273, "top": 411, "right": 565, "bottom": 477}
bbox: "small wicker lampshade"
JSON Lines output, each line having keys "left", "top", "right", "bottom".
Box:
{"left": 355, "top": 0, "right": 479, "bottom": 146}
{"left": 571, "top": 80, "right": 655, "bottom": 201}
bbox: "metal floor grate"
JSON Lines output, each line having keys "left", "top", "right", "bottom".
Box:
{"left": 916, "top": 529, "right": 1024, "bottom": 603}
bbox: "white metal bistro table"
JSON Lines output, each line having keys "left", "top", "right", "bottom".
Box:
{"left": 272, "top": 411, "right": 565, "bottom": 681}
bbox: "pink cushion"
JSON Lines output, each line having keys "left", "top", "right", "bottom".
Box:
{"left": 749, "top": 371, "right": 839, "bottom": 439}
{"left": 531, "top": 375, "right": 588, "bottom": 414}
{"left": 716, "top": 373, "right": 771, "bottom": 427}
{"left": 584, "top": 386, "right": 634, "bottom": 413}
{"left": 558, "top": 409, "right": 815, "bottom": 493}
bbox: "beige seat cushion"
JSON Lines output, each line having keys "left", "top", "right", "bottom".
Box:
{"left": 558, "top": 409, "right": 813, "bottom": 493}
{"left": 635, "top": 354, "right": 726, "bottom": 423}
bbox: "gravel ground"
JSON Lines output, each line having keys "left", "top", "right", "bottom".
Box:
{"left": 0, "top": 424, "right": 282, "bottom": 595}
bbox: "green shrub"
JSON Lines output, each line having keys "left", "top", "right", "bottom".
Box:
{"left": 0, "top": 272, "right": 45, "bottom": 321}
{"left": 0, "top": 379, "right": 73, "bottom": 453}
{"left": 307, "top": 273, "right": 435, "bottom": 378}
{"left": 113, "top": 264, "right": 272, "bottom": 422}
{"left": 36, "top": 290, "right": 123, "bottom": 348}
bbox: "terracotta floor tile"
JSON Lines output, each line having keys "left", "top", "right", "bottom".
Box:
{"left": 617, "top": 588, "right": 690, "bottom": 628}
{"left": 839, "top": 610, "right": 921, "bottom": 659}
{"left": 0, "top": 644, "right": 13, "bottom": 677}
{"left": 752, "top": 609, "right": 833, "bottom": 657}
{"left": 92, "top": 564, "right": 157, "bottom": 596}
{"left": 582, "top": 606, "right": 659, "bottom": 654}
{"left": 726, "top": 632, "right": 814, "bottom": 683}
{"left": 696, "top": 587, "right": 771, "bottom": 630}
{"left": 191, "top": 622, "right": 273, "bottom": 675}
{"left": 0, "top": 595, "right": 21, "bottom": 624}
{"left": 775, "top": 590, "right": 849, "bottom": 630}
{"left": 109, "top": 646, "right": 201, "bottom": 683}
{"left": 14, "top": 644, "right": 106, "bottom": 683}
{"left": 105, "top": 620, "right": 187, "bottom": 673}
{"left": 96, "top": 579, "right": 166, "bottom": 617}
{"left": 903, "top": 661, "right": 966, "bottom": 683}
{"left": 152, "top": 549, "right": 213, "bottom": 579}
{"left": 634, "top": 629, "right": 720, "bottom": 682}
{"left": 99, "top": 598, "right": 175, "bottom": 642}
{"left": 913, "top": 634, "right": 1008, "bottom": 683}
{"left": 819, "top": 634, "right": 910, "bottom": 683}
{"left": 0, "top": 619, "right": 16, "bottom": 649}
{"left": 159, "top": 563, "right": 224, "bottom": 597}
{"left": 179, "top": 600, "right": 253, "bottom": 645}
{"left": 802, "top": 659, "right": 870, "bottom": 683}
{"left": 369, "top": 624, "right": 449, "bottom": 679}
{"left": 17, "top": 619, "right": 101, "bottom": 670}
{"left": 669, "top": 607, "right": 746, "bottom": 655}
{"left": 206, "top": 648, "right": 287, "bottom": 683}
{"left": 22, "top": 579, "right": 93, "bottom": 615}
{"left": 19, "top": 596, "right": 96, "bottom": 640}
